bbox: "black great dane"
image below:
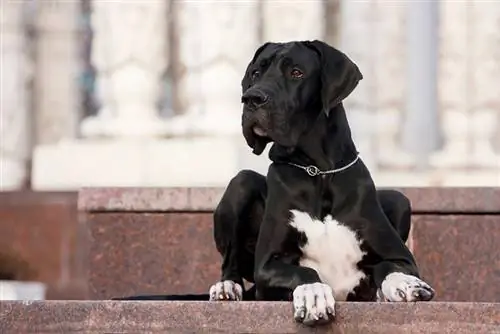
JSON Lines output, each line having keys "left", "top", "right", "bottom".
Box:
{"left": 208, "top": 40, "right": 435, "bottom": 326}
{"left": 114, "top": 40, "right": 435, "bottom": 327}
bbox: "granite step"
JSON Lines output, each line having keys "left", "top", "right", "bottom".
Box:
{"left": 1, "top": 301, "right": 499, "bottom": 333}
{"left": 78, "top": 187, "right": 500, "bottom": 301}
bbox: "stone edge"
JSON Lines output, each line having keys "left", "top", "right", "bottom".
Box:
{"left": 1, "top": 301, "right": 499, "bottom": 333}
{"left": 77, "top": 187, "right": 500, "bottom": 213}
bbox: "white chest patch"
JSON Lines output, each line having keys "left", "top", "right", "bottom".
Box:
{"left": 288, "top": 210, "right": 366, "bottom": 301}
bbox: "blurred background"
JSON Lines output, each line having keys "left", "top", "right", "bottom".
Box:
{"left": 0, "top": 0, "right": 499, "bottom": 302}
{"left": 1, "top": 0, "right": 498, "bottom": 191}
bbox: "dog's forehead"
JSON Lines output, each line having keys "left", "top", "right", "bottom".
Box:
{"left": 257, "top": 42, "right": 318, "bottom": 67}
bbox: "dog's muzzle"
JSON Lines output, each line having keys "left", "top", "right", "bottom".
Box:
{"left": 242, "top": 88, "right": 271, "bottom": 137}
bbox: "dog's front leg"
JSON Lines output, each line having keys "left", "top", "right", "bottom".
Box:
{"left": 367, "top": 210, "right": 435, "bottom": 302}
{"left": 253, "top": 167, "right": 335, "bottom": 326}
{"left": 376, "top": 270, "right": 435, "bottom": 302}
{"left": 255, "top": 215, "right": 336, "bottom": 326}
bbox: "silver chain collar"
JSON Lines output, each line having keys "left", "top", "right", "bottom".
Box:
{"left": 287, "top": 154, "right": 360, "bottom": 177}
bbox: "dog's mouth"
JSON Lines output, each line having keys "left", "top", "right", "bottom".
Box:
{"left": 253, "top": 126, "right": 268, "bottom": 137}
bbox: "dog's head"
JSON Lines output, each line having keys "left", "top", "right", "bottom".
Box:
{"left": 241, "top": 40, "right": 363, "bottom": 155}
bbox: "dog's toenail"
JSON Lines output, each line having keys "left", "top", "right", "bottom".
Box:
{"left": 397, "top": 289, "right": 407, "bottom": 301}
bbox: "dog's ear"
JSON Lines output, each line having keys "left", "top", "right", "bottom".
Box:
{"left": 241, "top": 42, "right": 271, "bottom": 92}
{"left": 305, "top": 40, "right": 363, "bottom": 117}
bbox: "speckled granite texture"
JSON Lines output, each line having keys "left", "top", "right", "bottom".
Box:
{"left": 78, "top": 187, "right": 500, "bottom": 301}
{"left": 1, "top": 301, "right": 499, "bottom": 333}
{"left": 78, "top": 187, "right": 500, "bottom": 213}
{"left": 82, "top": 213, "right": 218, "bottom": 299}
{"left": 0, "top": 192, "right": 85, "bottom": 299}
{"left": 412, "top": 215, "right": 500, "bottom": 302}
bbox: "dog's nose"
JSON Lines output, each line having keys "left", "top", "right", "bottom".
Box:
{"left": 241, "top": 90, "right": 269, "bottom": 108}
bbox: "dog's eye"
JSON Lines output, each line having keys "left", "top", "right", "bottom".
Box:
{"left": 291, "top": 69, "right": 304, "bottom": 78}
{"left": 251, "top": 70, "right": 260, "bottom": 80}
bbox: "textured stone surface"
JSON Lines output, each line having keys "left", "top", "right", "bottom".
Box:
{"left": 82, "top": 213, "right": 219, "bottom": 300}
{"left": 78, "top": 187, "right": 500, "bottom": 213}
{"left": 80, "top": 187, "right": 500, "bottom": 301}
{"left": 83, "top": 211, "right": 500, "bottom": 302}
{"left": 393, "top": 187, "right": 500, "bottom": 213}
{"left": 412, "top": 215, "right": 500, "bottom": 302}
{"left": 1, "top": 301, "right": 499, "bottom": 333}
{"left": 0, "top": 192, "right": 85, "bottom": 299}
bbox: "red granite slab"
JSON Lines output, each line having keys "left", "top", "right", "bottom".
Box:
{"left": 0, "top": 191, "right": 84, "bottom": 299}
{"left": 78, "top": 187, "right": 500, "bottom": 213}
{"left": 393, "top": 187, "right": 500, "bottom": 213}
{"left": 79, "top": 187, "right": 500, "bottom": 301}
{"left": 1, "top": 301, "right": 499, "bottom": 333}
{"left": 412, "top": 215, "right": 500, "bottom": 302}
{"left": 81, "top": 212, "right": 220, "bottom": 300}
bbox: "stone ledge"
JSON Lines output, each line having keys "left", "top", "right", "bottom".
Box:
{"left": 31, "top": 137, "right": 270, "bottom": 191}
{"left": 78, "top": 187, "right": 500, "bottom": 213}
{"left": 0, "top": 191, "right": 76, "bottom": 206}
{"left": 1, "top": 301, "right": 499, "bottom": 333}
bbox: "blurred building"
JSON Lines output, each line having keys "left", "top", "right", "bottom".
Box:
{"left": 1, "top": 0, "right": 499, "bottom": 191}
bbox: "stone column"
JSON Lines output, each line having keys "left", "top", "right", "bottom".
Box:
{"left": 0, "top": 1, "right": 31, "bottom": 190}
{"left": 169, "top": 0, "right": 260, "bottom": 137}
{"left": 32, "top": 0, "right": 81, "bottom": 144}
{"left": 429, "top": 1, "right": 469, "bottom": 168}
{"left": 371, "top": 2, "right": 420, "bottom": 171}
{"left": 80, "top": 0, "right": 170, "bottom": 138}
{"left": 338, "top": 0, "right": 378, "bottom": 171}
{"left": 262, "top": 0, "right": 324, "bottom": 41}
{"left": 170, "top": 1, "right": 271, "bottom": 179}
{"left": 467, "top": 2, "right": 500, "bottom": 168}
{"left": 324, "top": 0, "right": 341, "bottom": 46}
{"left": 431, "top": 0, "right": 500, "bottom": 169}
{"left": 401, "top": 0, "right": 441, "bottom": 169}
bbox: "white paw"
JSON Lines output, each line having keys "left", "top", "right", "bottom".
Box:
{"left": 209, "top": 280, "right": 243, "bottom": 301}
{"left": 293, "top": 282, "right": 335, "bottom": 326}
{"left": 378, "top": 272, "right": 435, "bottom": 302}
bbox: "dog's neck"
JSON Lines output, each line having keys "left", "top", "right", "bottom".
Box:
{"left": 269, "top": 103, "right": 358, "bottom": 172}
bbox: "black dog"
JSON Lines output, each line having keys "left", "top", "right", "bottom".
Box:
{"left": 113, "top": 40, "right": 434, "bottom": 327}
{"left": 207, "top": 40, "right": 435, "bottom": 326}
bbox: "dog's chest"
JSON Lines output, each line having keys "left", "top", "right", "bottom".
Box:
{"left": 288, "top": 210, "right": 366, "bottom": 301}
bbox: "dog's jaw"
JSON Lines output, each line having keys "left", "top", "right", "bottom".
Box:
{"left": 241, "top": 110, "right": 273, "bottom": 155}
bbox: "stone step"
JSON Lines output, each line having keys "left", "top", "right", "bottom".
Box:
{"left": 1, "top": 301, "right": 499, "bottom": 333}
{"left": 77, "top": 187, "right": 500, "bottom": 302}
{"left": 2, "top": 187, "right": 499, "bottom": 302}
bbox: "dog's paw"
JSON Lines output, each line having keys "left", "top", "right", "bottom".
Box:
{"left": 209, "top": 280, "right": 243, "bottom": 301}
{"left": 292, "top": 282, "right": 335, "bottom": 326}
{"left": 378, "top": 272, "right": 435, "bottom": 302}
